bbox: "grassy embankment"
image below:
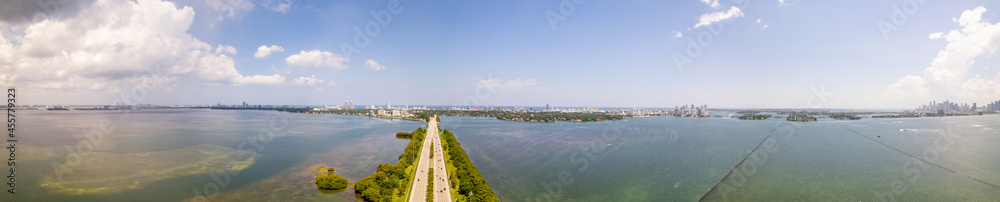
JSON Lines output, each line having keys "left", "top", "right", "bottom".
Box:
{"left": 426, "top": 169, "right": 434, "bottom": 202}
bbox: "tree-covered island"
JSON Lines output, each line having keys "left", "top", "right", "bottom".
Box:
{"left": 313, "top": 166, "right": 348, "bottom": 190}
{"left": 737, "top": 111, "right": 772, "bottom": 120}
{"left": 785, "top": 113, "right": 817, "bottom": 122}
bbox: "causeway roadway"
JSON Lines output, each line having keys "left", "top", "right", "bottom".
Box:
{"left": 407, "top": 116, "right": 452, "bottom": 202}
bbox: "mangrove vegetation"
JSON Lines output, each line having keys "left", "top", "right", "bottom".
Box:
{"left": 354, "top": 128, "right": 426, "bottom": 202}
{"left": 737, "top": 112, "right": 771, "bottom": 120}
{"left": 786, "top": 113, "right": 817, "bottom": 122}
{"left": 313, "top": 166, "right": 348, "bottom": 190}
{"left": 828, "top": 113, "right": 862, "bottom": 120}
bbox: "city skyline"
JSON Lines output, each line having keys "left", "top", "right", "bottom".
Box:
{"left": 2, "top": 0, "right": 1000, "bottom": 108}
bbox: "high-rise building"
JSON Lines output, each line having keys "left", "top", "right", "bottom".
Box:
{"left": 988, "top": 100, "right": 1000, "bottom": 112}
{"left": 386, "top": 101, "right": 391, "bottom": 109}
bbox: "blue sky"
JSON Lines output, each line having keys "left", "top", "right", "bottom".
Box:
{"left": 3, "top": 0, "right": 1000, "bottom": 109}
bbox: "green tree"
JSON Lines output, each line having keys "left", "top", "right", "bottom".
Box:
{"left": 315, "top": 173, "right": 348, "bottom": 190}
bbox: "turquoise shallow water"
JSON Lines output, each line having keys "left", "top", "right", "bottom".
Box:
{"left": 2, "top": 110, "right": 998, "bottom": 201}
{"left": 4, "top": 109, "right": 424, "bottom": 201}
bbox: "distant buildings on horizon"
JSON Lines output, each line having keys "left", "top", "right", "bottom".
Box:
{"left": 988, "top": 100, "right": 1000, "bottom": 113}
{"left": 914, "top": 100, "right": 1000, "bottom": 114}
{"left": 673, "top": 104, "right": 709, "bottom": 117}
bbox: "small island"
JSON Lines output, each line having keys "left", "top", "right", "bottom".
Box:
{"left": 829, "top": 113, "right": 861, "bottom": 120}
{"left": 738, "top": 111, "right": 772, "bottom": 120}
{"left": 313, "top": 166, "right": 348, "bottom": 190}
{"left": 786, "top": 113, "right": 817, "bottom": 122}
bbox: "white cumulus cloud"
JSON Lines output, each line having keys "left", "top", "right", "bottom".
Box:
{"left": 959, "top": 75, "right": 1000, "bottom": 102}
{"left": 214, "top": 45, "right": 237, "bottom": 55}
{"left": 700, "top": 0, "right": 720, "bottom": 8}
{"left": 0, "top": 0, "right": 97, "bottom": 25}
{"left": 886, "top": 6, "right": 1000, "bottom": 105}
{"left": 198, "top": 54, "right": 285, "bottom": 85}
{"left": 291, "top": 74, "right": 323, "bottom": 86}
{"left": 928, "top": 32, "right": 944, "bottom": 40}
{"left": 365, "top": 59, "right": 386, "bottom": 71}
{"left": 285, "top": 50, "right": 349, "bottom": 69}
{"left": 923, "top": 6, "right": 1000, "bottom": 84}
{"left": 886, "top": 75, "right": 930, "bottom": 99}
{"left": 0, "top": 0, "right": 286, "bottom": 99}
{"left": 693, "top": 6, "right": 744, "bottom": 29}
{"left": 254, "top": 45, "right": 285, "bottom": 58}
